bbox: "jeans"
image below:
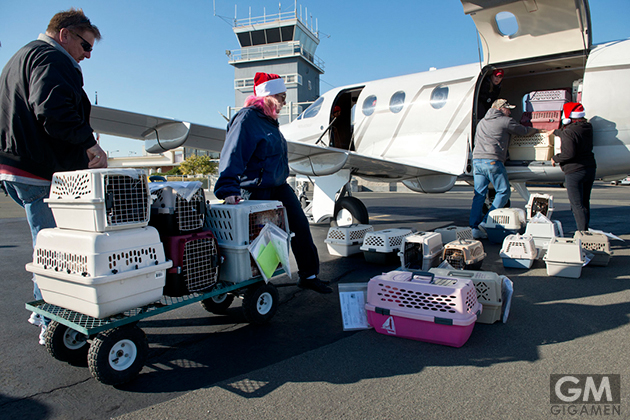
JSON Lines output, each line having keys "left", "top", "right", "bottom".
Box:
{"left": 2, "top": 181, "right": 56, "bottom": 308}
{"left": 469, "top": 159, "right": 510, "bottom": 228}
{"left": 242, "top": 183, "right": 319, "bottom": 279}
{"left": 564, "top": 167, "right": 596, "bottom": 232}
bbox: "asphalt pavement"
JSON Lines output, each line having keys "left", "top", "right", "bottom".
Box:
{"left": 0, "top": 182, "right": 629, "bottom": 420}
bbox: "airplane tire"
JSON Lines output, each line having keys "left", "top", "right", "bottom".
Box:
{"left": 331, "top": 197, "right": 369, "bottom": 227}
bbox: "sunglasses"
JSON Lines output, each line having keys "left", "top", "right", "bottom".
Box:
{"left": 69, "top": 30, "right": 93, "bottom": 52}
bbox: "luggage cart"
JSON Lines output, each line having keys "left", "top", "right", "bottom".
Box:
{"left": 26, "top": 272, "right": 282, "bottom": 386}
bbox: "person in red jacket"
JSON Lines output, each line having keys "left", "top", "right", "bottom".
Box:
{"left": 551, "top": 102, "right": 597, "bottom": 232}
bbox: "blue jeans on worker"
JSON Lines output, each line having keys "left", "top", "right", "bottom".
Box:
{"left": 2, "top": 181, "right": 56, "bottom": 315}
{"left": 469, "top": 159, "right": 510, "bottom": 228}
{"left": 241, "top": 183, "right": 319, "bottom": 279}
{"left": 564, "top": 166, "right": 596, "bottom": 232}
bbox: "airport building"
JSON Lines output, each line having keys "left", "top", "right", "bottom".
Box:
{"left": 226, "top": 5, "right": 324, "bottom": 125}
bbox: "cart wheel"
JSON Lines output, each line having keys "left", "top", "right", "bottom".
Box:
{"left": 44, "top": 321, "right": 89, "bottom": 365}
{"left": 200, "top": 292, "right": 235, "bottom": 314}
{"left": 88, "top": 325, "right": 148, "bottom": 385}
{"left": 242, "top": 282, "right": 278, "bottom": 325}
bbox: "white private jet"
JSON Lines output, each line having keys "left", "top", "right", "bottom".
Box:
{"left": 91, "top": 0, "right": 630, "bottom": 226}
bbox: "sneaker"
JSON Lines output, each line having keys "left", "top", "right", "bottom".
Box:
{"left": 472, "top": 227, "right": 487, "bottom": 239}
{"left": 297, "top": 277, "right": 333, "bottom": 294}
{"left": 39, "top": 324, "right": 47, "bottom": 346}
{"left": 29, "top": 312, "right": 43, "bottom": 326}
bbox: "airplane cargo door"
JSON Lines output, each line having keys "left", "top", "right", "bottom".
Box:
{"left": 461, "top": 0, "right": 591, "bottom": 66}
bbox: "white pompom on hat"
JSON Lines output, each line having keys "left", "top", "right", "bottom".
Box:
{"left": 253, "top": 72, "right": 286, "bottom": 97}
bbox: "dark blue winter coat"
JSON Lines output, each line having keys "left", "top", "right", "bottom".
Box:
{"left": 214, "top": 106, "right": 289, "bottom": 199}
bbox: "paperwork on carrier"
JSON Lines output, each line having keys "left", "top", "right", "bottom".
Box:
{"left": 338, "top": 283, "right": 370, "bottom": 331}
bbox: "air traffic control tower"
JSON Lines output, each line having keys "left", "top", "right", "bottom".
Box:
{"left": 226, "top": 5, "right": 324, "bottom": 125}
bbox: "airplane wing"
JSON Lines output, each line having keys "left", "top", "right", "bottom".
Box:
{"left": 90, "top": 106, "right": 225, "bottom": 153}
{"left": 286, "top": 141, "right": 450, "bottom": 180}
{"left": 90, "top": 106, "right": 456, "bottom": 191}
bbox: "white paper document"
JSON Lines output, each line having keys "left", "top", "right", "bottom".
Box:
{"left": 339, "top": 288, "right": 370, "bottom": 331}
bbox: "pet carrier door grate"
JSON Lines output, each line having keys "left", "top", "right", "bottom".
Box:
{"left": 182, "top": 236, "right": 220, "bottom": 293}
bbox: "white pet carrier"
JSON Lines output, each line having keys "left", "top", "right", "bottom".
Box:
{"left": 525, "top": 193, "right": 554, "bottom": 220}
{"left": 205, "top": 201, "right": 288, "bottom": 247}
{"left": 325, "top": 224, "right": 374, "bottom": 257}
{"left": 26, "top": 226, "right": 171, "bottom": 318}
{"left": 205, "top": 201, "right": 289, "bottom": 283}
{"left": 544, "top": 237, "right": 585, "bottom": 278}
{"left": 45, "top": 168, "right": 150, "bottom": 232}
{"left": 434, "top": 226, "right": 473, "bottom": 244}
{"left": 398, "top": 231, "right": 444, "bottom": 271}
{"left": 360, "top": 228, "right": 414, "bottom": 264}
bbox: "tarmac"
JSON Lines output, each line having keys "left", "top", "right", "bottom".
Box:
{"left": 0, "top": 182, "right": 629, "bottom": 420}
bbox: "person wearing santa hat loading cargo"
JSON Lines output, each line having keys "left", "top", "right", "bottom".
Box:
{"left": 214, "top": 72, "right": 332, "bottom": 294}
{"left": 477, "top": 68, "right": 504, "bottom": 119}
{"left": 551, "top": 102, "right": 597, "bottom": 232}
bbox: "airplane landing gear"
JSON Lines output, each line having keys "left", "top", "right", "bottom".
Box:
{"left": 331, "top": 196, "right": 369, "bottom": 227}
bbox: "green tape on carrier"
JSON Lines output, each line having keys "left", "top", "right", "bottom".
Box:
{"left": 434, "top": 317, "right": 453, "bottom": 325}
{"left": 375, "top": 307, "right": 390, "bottom": 316}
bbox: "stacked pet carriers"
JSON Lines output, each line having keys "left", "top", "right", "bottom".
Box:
{"left": 26, "top": 169, "right": 172, "bottom": 318}
{"left": 149, "top": 182, "right": 220, "bottom": 297}
{"left": 511, "top": 89, "right": 570, "bottom": 161}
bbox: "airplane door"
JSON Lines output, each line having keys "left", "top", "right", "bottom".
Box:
{"left": 461, "top": 0, "right": 591, "bottom": 66}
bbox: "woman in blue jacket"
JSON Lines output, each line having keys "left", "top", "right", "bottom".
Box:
{"left": 214, "top": 73, "right": 331, "bottom": 294}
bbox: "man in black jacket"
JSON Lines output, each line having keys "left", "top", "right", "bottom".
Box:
{"left": 0, "top": 8, "right": 107, "bottom": 344}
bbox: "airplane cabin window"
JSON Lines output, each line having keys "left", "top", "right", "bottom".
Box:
{"left": 362, "top": 95, "right": 377, "bottom": 116}
{"left": 298, "top": 96, "right": 324, "bottom": 120}
{"left": 496, "top": 11, "right": 518, "bottom": 37}
{"left": 389, "top": 91, "right": 405, "bottom": 113}
{"left": 430, "top": 86, "right": 449, "bottom": 109}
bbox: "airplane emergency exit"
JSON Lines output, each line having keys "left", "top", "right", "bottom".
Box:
{"left": 90, "top": 0, "right": 630, "bottom": 226}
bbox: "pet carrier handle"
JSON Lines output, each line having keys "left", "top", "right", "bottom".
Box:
{"left": 445, "top": 270, "right": 474, "bottom": 279}
{"left": 407, "top": 270, "right": 435, "bottom": 283}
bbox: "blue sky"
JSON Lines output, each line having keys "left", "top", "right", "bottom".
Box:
{"left": 1, "top": 1, "right": 629, "bottom": 156}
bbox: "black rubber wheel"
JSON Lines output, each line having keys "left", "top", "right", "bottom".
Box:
{"left": 44, "top": 321, "right": 89, "bottom": 365}
{"left": 88, "top": 325, "right": 148, "bottom": 386}
{"left": 242, "top": 282, "right": 279, "bottom": 325}
{"left": 331, "top": 196, "right": 369, "bottom": 227}
{"left": 200, "top": 292, "right": 235, "bottom": 314}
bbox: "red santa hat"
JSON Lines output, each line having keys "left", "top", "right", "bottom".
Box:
{"left": 563, "top": 102, "right": 586, "bottom": 119}
{"left": 253, "top": 72, "right": 286, "bottom": 97}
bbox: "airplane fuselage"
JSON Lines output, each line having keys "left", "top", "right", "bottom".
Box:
{"left": 281, "top": 38, "right": 630, "bottom": 191}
